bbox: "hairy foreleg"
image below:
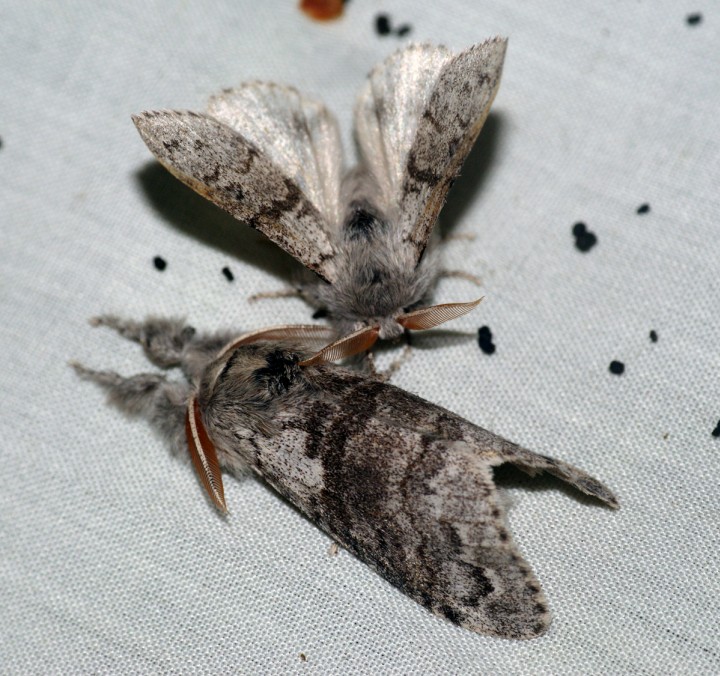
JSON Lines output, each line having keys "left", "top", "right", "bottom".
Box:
{"left": 438, "top": 269, "right": 483, "bottom": 287}
{"left": 90, "top": 315, "right": 197, "bottom": 368}
{"left": 70, "top": 363, "right": 188, "bottom": 451}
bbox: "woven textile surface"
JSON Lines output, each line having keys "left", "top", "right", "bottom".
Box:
{"left": 1, "top": 1, "right": 718, "bottom": 673}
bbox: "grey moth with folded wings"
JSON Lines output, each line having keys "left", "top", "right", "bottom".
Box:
{"left": 73, "top": 316, "right": 618, "bottom": 640}
{"left": 133, "top": 39, "right": 510, "bottom": 350}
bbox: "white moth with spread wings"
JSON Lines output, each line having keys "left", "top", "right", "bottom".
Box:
{"left": 134, "top": 39, "right": 507, "bottom": 350}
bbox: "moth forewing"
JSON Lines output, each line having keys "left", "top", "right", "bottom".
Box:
{"left": 206, "top": 83, "right": 345, "bottom": 228}
{"left": 132, "top": 111, "right": 337, "bottom": 283}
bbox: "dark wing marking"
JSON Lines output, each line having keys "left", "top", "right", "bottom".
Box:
{"left": 133, "top": 111, "right": 337, "bottom": 283}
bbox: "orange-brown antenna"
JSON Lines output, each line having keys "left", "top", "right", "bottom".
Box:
{"left": 396, "top": 297, "right": 484, "bottom": 330}
{"left": 299, "top": 325, "right": 380, "bottom": 366}
{"left": 215, "top": 324, "right": 337, "bottom": 362}
{"left": 185, "top": 395, "right": 227, "bottom": 513}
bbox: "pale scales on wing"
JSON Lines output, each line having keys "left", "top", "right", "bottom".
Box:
{"left": 207, "top": 83, "right": 345, "bottom": 232}
{"left": 354, "top": 40, "right": 507, "bottom": 255}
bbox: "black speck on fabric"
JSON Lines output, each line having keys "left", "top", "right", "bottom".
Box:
{"left": 686, "top": 13, "right": 702, "bottom": 26}
{"left": 153, "top": 256, "right": 167, "bottom": 271}
{"left": 609, "top": 360, "right": 625, "bottom": 375}
{"left": 375, "top": 14, "right": 391, "bottom": 35}
{"left": 221, "top": 266, "right": 234, "bottom": 282}
{"left": 478, "top": 326, "right": 496, "bottom": 355}
{"left": 636, "top": 203, "right": 650, "bottom": 214}
{"left": 712, "top": 421, "right": 720, "bottom": 438}
{"left": 396, "top": 24, "right": 412, "bottom": 36}
{"left": 649, "top": 330, "right": 658, "bottom": 343}
{"left": 572, "top": 222, "right": 598, "bottom": 253}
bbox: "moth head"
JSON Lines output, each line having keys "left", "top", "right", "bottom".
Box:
{"left": 188, "top": 324, "right": 343, "bottom": 513}
{"left": 186, "top": 310, "right": 480, "bottom": 513}
{"left": 349, "top": 297, "right": 483, "bottom": 343}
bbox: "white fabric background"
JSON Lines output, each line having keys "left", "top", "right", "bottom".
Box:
{"left": 2, "top": 1, "right": 719, "bottom": 673}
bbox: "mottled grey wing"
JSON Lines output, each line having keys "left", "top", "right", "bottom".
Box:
{"left": 133, "top": 110, "right": 338, "bottom": 283}
{"left": 206, "top": 83, "right": 345, "bottom": 231}
{"left": 247, "top": 371, "right": 616, "bottom": 639}
{"left": 353, "top": 39, "right": 507, "bottom": 263}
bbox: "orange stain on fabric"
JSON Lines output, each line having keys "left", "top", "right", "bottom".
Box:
{"left": 300, "top": 0, "right": 344, "bottom": 21}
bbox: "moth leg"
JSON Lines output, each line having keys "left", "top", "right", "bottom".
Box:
{"left": 247, "top": 287, "right": 304, "bottom": 303}
{"left": 90, "top": 315, "right": 196, "bottom": 368}
{"left": 363, "top": 351, "right": 384, "bottom": 379}
{"left": 363, "top": 340, "right": 413, "bottom": 382}
{"left": 380, "top": 344, "right": 413, "bottom": 381}
{"left": 442, "top": 232, "right": 477, "bottom": 243}
{"left": 70, "top": 362, "right": 188, "bottom": 444}
{"left": 438, "top": 269, "right": 483, "bottom": 287}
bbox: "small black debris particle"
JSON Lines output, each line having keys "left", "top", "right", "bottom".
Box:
{"left": 478, "top": 326, "right": 496, "bottom": 355}
{"left": 649, "top": 330, "right": 658, "bottom": 343}
{"left": 312, "top": 308, "right": 328, "bottom": 319}
{"left": 712, "top": 421, "right": 720, "bottom": 438}
{"left": 636, "top": 203, "right": 650, "bottom": 214}
{"left": 299, "top": 653, "right": 307, "bottom": 662}
{"left": 375, "top": 13, "right": 391, "bottom": 35}
{"left": 396, "top": 24, "right": 412, "bottom": 37}
{"left": 153, "top": 256, "right": 167, "bottom": 271}
{"left": 686, "top": 13, "right": 702, "bottom": 26}
{"left": 609, "top": 360, "right": 625, "bottom": 375}
{"left": 221, "top": 266, "right": 234, "bottom": 282}
{"left": 0, "top": 137, "right": 3, "bottom": 149}
{"left": 572, "top": 222, "right": 598, "bottom": 252}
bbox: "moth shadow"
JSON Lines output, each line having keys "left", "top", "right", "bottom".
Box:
{"left": 402, "top": 329, "right": 476, "bottom": 351}
{"left": 135, "top": 162, "right": 304, "bottom": 283}
{"left": 438, "top": 112, "right": 505, "bottom": 239}
{"left": 493, "top": 463, "right": 613, "bottom": 509}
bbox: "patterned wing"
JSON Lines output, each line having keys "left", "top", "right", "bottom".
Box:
{"left": 207, "top": 83, "right": 344, "bottom": 230}
{"left": 224, "top": 367, "right": 616, "bottom": 639}
{"left": 353, "top": 39, "right": 507, "bottom": 262}
{"left": 133, "top": 87, "right": 342, "bottom": 282}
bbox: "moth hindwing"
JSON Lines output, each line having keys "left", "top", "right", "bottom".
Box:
{"left": 134, "top": 39, "right": 507, "bottom": 344}
{"left": 75, "top": 316, "right": 618, "bottom": 640}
